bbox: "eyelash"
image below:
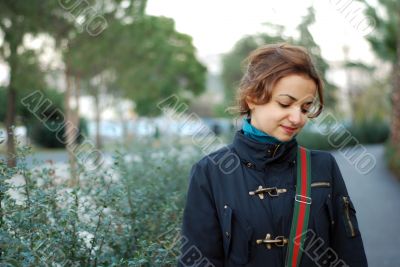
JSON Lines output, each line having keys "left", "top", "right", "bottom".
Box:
{"left": 278, "top": 102, "right": 310, "bottom": 114}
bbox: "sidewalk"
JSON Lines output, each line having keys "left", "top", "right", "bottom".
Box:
{"left": 332, "top": 144, "right": 400, "bottom": 267}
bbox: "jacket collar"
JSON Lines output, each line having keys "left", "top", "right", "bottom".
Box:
{"left": 232, "top": 130, "right": 298, "bottom": 171}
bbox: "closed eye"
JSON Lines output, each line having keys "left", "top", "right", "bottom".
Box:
{"left": 278, "top": 102, "right": 310, "bottom": 114}
{"left": 278, "top": 102, "right": 290, "bottom": 108}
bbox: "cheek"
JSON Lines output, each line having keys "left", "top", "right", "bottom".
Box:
{"left": 274, "top": 110, "right": 291, "bottom": 122}
{"left": 299, "top": 118, "right": 309, "bottom": 128}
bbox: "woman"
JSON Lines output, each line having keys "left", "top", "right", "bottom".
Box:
{"left": 178, "top": 43, "right": 367, "bottom": 267}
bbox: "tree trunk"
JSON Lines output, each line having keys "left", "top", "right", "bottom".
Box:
{"left": 391, "top": 11, "right": 400, "bottom": 151}
{"left": 391, "top": 68, "right": 400, "bottom": 145}
{"left": 94, "top": 88, "right": 102, "bottom": 150}
{"left": 5, "top": 88, "right": 17, "bottom": 167}
{"left": 64, "top": 65, "right": 78, "bottom": 186}
{"left": 74, "top": 74, "right": 81, "bottom": 128}
{"left": 5, "top": 41, "right": 18, "bottom": 167}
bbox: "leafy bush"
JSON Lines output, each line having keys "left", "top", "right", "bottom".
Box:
{"left": 297, "top": 129, "right": 334, "bottom": 150}
{"left": 297, "top": 119, "right": 389, "bottom": 150}
{"left": 0, "top": 137, "right": 203, "bottom": 266}
{"left": 28, "top": 118, "right": 88, "bottom": 148}
{"left": 346, "top": 120, "right": 389, "bottom": 144}
{"left": 0, "top": 87, "right": 90, "bottom": 148}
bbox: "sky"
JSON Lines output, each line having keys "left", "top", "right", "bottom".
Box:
{"left": 146, "top": 0, "right": 376, "bottom": 73}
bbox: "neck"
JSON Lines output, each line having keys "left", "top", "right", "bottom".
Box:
{"left": 242, "top": 117, "right": 286, "bottom": 144}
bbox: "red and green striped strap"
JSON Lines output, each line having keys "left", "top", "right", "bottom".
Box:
{"left": 286, "top": 146, "right": 312, "bottom": 267}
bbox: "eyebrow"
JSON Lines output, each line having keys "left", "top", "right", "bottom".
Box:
{"left": 278, "top": 94, "right": 314, "bottom": 104}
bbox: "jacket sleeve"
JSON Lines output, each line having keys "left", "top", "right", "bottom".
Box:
{"left": 178, "top": 162, "right": 224, "bottom": 267}
{"left": 330, "top": 154, "right": 368, "bottom": 266}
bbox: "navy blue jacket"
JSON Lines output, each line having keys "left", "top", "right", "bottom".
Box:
{"left": 178, "top": 130, "right": 367, "bottom": 267}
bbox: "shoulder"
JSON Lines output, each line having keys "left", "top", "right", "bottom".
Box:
{"left": 309, "top": 149, "right": 334, "bottom": 161}
{"left": 187, "top": 145, "right": 237, "bottom": 197}
{"left": 306, "top": 148, "right": 348, "bottom": 189}
{"left": 308, "top": 148, "right": 338, "bottom": 173}
{"left": 192, "top": 144, "right": 237, "bottom": 172}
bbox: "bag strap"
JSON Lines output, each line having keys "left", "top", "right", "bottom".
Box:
{"left": 285, "top": 146, "right": 312, "bottom": 267}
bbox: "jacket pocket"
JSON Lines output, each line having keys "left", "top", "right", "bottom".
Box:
{"left": 311, "top": 181, "right": 331, "bottom": 188}
{"left": 314, "top": 195, "right": 334, "bottom": 246}
{"left": 222, "top": 205, "right": 232, "bottom": 255}
{"left": 221, "top": 205, "right": 253, "bottom": 265}
{"left": 341, "top": 196, "right": 360, "bottom": 238}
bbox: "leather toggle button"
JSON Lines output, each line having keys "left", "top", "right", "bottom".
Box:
{"left": 249, "top": 185, "right": 287, "bottom": 199}
{"left": 256, "top": 233, "right": 288, "bottom": 249}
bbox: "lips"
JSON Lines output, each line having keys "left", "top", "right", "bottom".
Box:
{"left": 281, "top": 125, "right": 298, "bottom": 134}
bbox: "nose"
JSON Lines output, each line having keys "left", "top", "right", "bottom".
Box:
{"left": 288, "top": 107, "right": 303, "bottom": 126}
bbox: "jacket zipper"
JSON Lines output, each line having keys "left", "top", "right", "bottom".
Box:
{"left": 272, "top": 144, "right": 280, "bottom": 157}
{"left": 343, "top": 196, "right": 356, "bottom": 237}
{"left": 310, "top": 181, "right": 331, "bottom": 188}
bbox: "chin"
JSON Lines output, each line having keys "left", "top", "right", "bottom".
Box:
{"left": 276, "top": 134, "right": 295, "bottom": 142}
{"left": 278, "top": 136, "right": 291, "bottom": 142}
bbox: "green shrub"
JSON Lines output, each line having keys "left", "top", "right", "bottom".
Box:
{"left": 297, "top": 119, "right": 389, "bottom": 150}
{"left": 0, "top": 137, "right": 202, "bottom": 266}
{"left": 346, "top": 120, "right": 389, "bottom": 144}
{"left": 28, "top": 118, "right": 88, "bottom": 148}
{"left": 297, "top": 130, "right": 334, "bottom": 150}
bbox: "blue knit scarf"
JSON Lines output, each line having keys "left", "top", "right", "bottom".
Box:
{"left": 242, "top": 117, "right": 285, "bottom": 144}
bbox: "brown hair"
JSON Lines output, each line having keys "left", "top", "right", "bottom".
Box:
{"left": 233, "top": 43, "right": 324, "bottom": 118}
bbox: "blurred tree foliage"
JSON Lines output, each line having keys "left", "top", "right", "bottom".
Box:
{"left": 0, "top": 0, "right": 207, "bottom": 163}
{"left": 356, "top": 0, "right": 398, "bottom": 62}
{"left": 220, "top": 7, "right": 337, "bottom": 116}
{"left": 0, "top": 49, "right": 45, "bottom": 122}
{"left": 61, "top": 1, "right": 206, "bottom": 116}
{"left": 111, "top": 16, "right": 207, "bottom": 115}
{"left": 347, "top": 73, "right": 391, "bottom": 125}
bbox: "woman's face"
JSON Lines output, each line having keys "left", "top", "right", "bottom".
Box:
{"left": 246, "top": 74, "right": 317, "bottom": 142}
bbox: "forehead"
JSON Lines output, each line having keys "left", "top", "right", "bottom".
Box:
{"left": 272, "top": 74, "right": 317, "bottom": 100}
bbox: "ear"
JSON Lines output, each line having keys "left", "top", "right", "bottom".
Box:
{"left": 246, "top": 97, "right": 255, "bottom": 110}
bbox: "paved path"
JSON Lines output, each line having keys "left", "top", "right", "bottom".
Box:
{"left": 332, "top": 145, "right": 400, "bottom": 267}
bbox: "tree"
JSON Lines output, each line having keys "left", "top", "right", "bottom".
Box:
{"left": 0, "top": 1, "right": 67, "bottom": 166}
{"left": 356, "top": 0, "right": 400, "bottom": 163}
{"left": 47, "top": 0, "right": 148, "bottom": 183}
{"left": 112, "top": 16, "right": 207, "bottom": 116}
{"left": 0, "top": 49, "right": 46, "bottom": 122}
{"left": 61, "top": 2, "right": 205, "bottom": 147}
